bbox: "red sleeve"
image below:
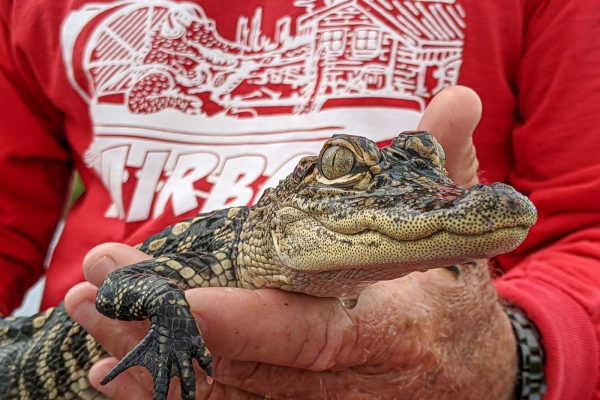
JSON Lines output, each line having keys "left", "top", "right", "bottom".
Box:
{"left": 493, "top": 0, "right": 600, "bottom": 398}
{"left": 0, "top": 6, "right": 71, "bottom": 315}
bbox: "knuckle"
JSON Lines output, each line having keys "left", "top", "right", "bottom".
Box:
{"left": 304, "top": 303, "right": 355, "bottom": 371}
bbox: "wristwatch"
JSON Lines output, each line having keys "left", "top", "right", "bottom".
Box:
{"left": 502, "top": 301, "right": 547, "bottom": 400}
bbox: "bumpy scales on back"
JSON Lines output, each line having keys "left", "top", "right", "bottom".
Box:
{"left": 0, "top": 132, "right": 537, "bottom": 399}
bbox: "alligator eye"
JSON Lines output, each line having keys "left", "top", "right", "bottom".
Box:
{"left": 321, "top": 146, "right": 355, "bottom": 180}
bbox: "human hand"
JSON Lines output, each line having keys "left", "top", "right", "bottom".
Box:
{"left": 65, "top": 86, "right": 517, "bottom": 399}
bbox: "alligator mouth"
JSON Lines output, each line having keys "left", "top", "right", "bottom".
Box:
{"left": 335, "top": 225, "right": 530, "bottom": 246}
{"left": 272, "top": 206, "right": 534, "bottom": 273}
{"left": 274, "top": 205, "right": 533, "bottom": 242}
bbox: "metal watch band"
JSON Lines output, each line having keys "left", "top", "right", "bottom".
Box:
{"left": 502, "top": 301, "right": 547, "bottom": 400}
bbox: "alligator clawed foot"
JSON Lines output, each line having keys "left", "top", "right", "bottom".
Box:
{"left": 101, "top": 309, "right": 212, "bottom": 400}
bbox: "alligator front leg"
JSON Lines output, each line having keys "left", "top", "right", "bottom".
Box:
{"left": 95, "top": 252, "right": 236, "bottom": 400}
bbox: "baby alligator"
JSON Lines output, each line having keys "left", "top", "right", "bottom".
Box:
{"left": 0, "top": 132, "right": 537, "bottom": 399}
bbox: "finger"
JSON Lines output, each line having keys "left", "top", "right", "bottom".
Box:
{"left": 417, "top": 85, "right": 482, "bottom": 187}
{"left": 214, "top": 358, "right": 398, "bottom": 400}
{"left": 89, "top": 358, "right": 154, "bottom": 399}
{"left": 215, "top": 359, "right": 332, "bottom": 399}
{"left": 91, "top": 357, "right": 263, "bottom": 400}
{"left": 66, "top": 286, "right": 258, "bottom": 400}
{"left": 189, "top": 288, "right": 356, "bottom": 371}
{"left": 64, "top": 281, "right": 149, "bottom": 360}
{"left": 83, "top": 242, "right": 151, "bottom": 286}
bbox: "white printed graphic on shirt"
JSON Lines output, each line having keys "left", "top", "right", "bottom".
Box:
{"left": 61, "top": 0, "right": 465, "bottom": 222}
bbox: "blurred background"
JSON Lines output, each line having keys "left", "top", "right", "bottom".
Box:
{"left": 12, "top": 173, "right": 85, "bottom": 316}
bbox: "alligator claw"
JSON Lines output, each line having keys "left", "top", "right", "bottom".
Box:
{"left": 101, "top": 305, "right": 212, "bottom": 400}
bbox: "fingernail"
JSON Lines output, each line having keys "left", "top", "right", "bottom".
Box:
{"left": 70, "top": 301, "right": 97, "bottom": 328}
{"left": 192, "top": 311, "right": 208, "bottom": 333}
{"left": 87, "top": 256, "right": 117, "bottom": 286}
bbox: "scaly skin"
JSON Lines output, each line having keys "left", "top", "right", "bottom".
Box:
{"left": 0, "top": 131, "right": 537, "bottom": 399}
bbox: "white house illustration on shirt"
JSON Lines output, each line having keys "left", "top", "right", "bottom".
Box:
{"left": 61, "top": 0, "right": 465, "bottom": 222}
{"left": 69, "top": 0, "right": 464, "bottom": 116}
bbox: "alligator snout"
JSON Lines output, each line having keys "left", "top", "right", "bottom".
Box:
{"left": 445, "top": 182, "right": 538, "bottom": 235}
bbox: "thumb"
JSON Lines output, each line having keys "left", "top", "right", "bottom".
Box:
{"left": 417, "top": 86, "right": 482, "bottom": 187}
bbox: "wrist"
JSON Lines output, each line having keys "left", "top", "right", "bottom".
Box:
{"left": 490, "top": 303, "right": 521, "bottom": 400}
{"left": 422, "top": 265, "right": 520, "bottom": 399}
{"left": 450, "top": 302, "right": 520, "bottom": 400}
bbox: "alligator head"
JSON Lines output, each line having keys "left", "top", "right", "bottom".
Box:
{"left": 253, "top": 131, "right": 537, "bottom": 299}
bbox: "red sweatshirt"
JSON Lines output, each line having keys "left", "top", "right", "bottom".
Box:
{"left": 1, "top": 0, "right": 599, "bottom": 398}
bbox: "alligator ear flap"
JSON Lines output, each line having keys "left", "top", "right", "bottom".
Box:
{"left": 353, "top": 136, "right": 381, "bottom": 167}
{"left": 292, "top": 156, "right": 317, "bottom": 183}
